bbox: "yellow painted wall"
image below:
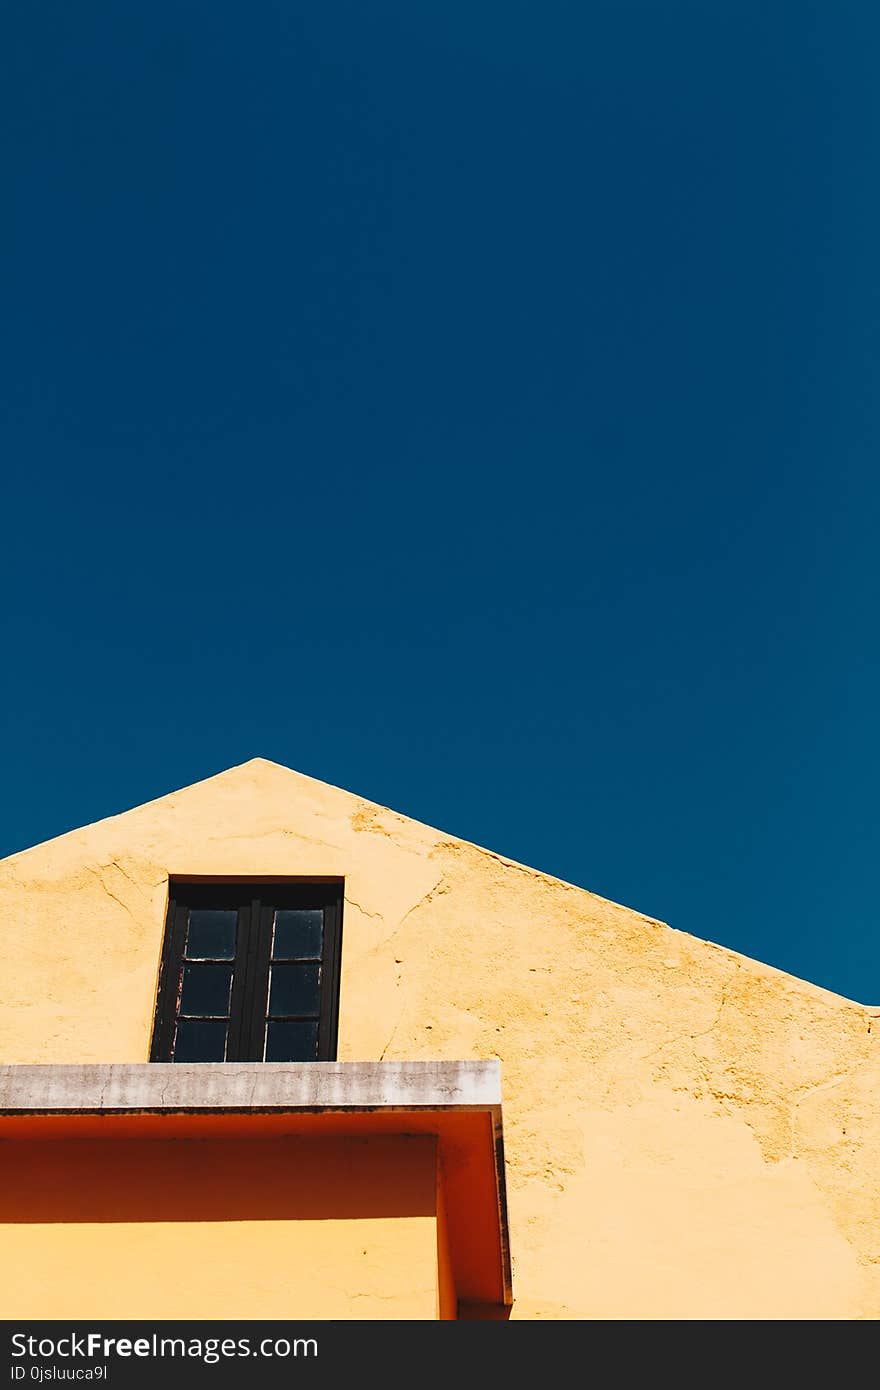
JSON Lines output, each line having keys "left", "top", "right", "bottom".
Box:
{"left": 1, "top": 757, "right": 879, "bottom": 1318}
{"left": 0, "top": 1134, "right": 440, "bottom": 1320}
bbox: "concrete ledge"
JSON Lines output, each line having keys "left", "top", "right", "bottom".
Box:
{"left": 0, "top": 1059, "right": 501, "bottom": 1115}
{"left": 0, "top": 1059, "right": 512, "bottom": 1309}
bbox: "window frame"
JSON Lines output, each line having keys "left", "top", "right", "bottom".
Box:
{"left": 150, "top": 879, "right": 344, "bottom": 1063}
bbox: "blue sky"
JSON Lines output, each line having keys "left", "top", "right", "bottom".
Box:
{"left": 2, "top": 2, "right": 878, "bottom": 1002}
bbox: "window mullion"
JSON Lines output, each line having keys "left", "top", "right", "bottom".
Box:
{"left": 317, "top": 896, "right": 341, "bottom": 1061}
{"left": 247, "top": 903, "right": 274, "bottom": 1060}
{"left": 235, "top": 898, "right": 259, "bottom": 1061}
{"left": 225, "top": 902, "right": 252, "bottom": 1062}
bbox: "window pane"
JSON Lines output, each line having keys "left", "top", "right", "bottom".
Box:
{"left": 265, "top": 1020, "right": 319, "bottom": 1062}
{"left": 180, "top": 962, "right": 232, "bottom": 1016}
{"left": 269, "top": 962, "right": 320, "bottom": 1017}
{"left": 273, "top": 909, "right": 323, "bottom": 959}
{"left": 174, "top": 1018, "right": 228, "bottom": 1062}
{"left": 185, "top": 909, "right": 237, "bottom": 959}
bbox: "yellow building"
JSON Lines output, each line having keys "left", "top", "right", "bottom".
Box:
{"left": 1, "top": 758, "right": 878, "bottom": 1319}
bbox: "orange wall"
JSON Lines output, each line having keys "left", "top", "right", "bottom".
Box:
{"left": 0, "top": 1133, "right": 443, "bottom": 1320}
{"left": 436, "top": 1158, "right": 456, "bottom": 1319}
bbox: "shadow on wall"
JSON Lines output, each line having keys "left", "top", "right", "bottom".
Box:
{"left": 1, "top": 1134, "right": 436, "bottom": 1223}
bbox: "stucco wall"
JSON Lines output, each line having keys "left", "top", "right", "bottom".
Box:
{"left": 0, "top": 1133, "right": 440, "bottom": 1319}
{"left": 1, "top": 758, "right": 878, "bottom": 1318}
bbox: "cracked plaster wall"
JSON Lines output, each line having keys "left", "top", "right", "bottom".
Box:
{"left": 1, "top": 758, "right": 878, "bottom": 1318}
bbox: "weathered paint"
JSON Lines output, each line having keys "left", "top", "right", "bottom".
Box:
{"left": 0, "top": 1058, "right": 502, "bottom": 1113}
{"left": 1, "top": 757, "right": 879, "bottom": 1318}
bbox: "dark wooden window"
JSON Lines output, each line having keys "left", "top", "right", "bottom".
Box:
{"left": 150, "top": 881, "right": 343, "bottom": 1063}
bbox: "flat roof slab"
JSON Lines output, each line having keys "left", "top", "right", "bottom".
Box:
{"left": 0, "top": 1059, "right": 510, "bottom": 1308}
{"left": 0, "top": 1059, "right": 501, "bottom": 1115}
